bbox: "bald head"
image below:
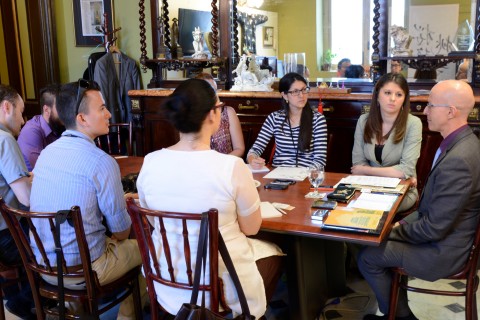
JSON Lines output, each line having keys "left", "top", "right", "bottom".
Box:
{"left": 426, "top": 80, "right": 475, "bottom": 137}
{"left": 431, "top": 80, "right": 475, "bottom": 117}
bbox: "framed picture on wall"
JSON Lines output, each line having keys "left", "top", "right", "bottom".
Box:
{"left": 263, "top": 26, "right": 274, "bottom": 48}
{"left": 73, "top": 0, "right": 113, "bottom": 46}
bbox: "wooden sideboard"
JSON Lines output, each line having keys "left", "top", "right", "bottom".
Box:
{"left": 129, "top": 88, "right": 480, "bottom": 195}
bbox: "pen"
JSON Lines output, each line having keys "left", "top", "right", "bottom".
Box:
{"left": 370, "top": 191, "right": 402, "bottom": 196}
{"left": 319, "top": 185, "right": 333, "bottom": 188}
{"left": 276, "top": 208, "right": 287, "bottom": 215}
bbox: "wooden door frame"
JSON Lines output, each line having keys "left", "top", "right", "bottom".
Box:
{"left": 1, "top": 0, "right": 59, "bottom": 117}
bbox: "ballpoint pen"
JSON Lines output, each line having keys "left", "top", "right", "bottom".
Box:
{"left": 276, "top": 208, "right": 287, "bottom": 215}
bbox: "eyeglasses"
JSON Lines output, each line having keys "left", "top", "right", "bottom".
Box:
{"left": 75, "top": 79, "right": 98, "bottom": 115}
{"left": 213, "top": 102, "right": 225, "bottom": 113}
{"left": 287, "top": 87, "right": 310, "bottom": 96}
{"left": 425, "top": 103, "right": 451, "bottom": 109}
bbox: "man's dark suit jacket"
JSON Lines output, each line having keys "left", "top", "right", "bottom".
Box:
{"left": 389, "top": 126, "right": 480, "bottom": 281}
{"left": 94, "top": 52, "right": 140, "bottom": 124}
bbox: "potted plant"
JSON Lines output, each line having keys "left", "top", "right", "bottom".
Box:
{"left": 321, "top": 50, "right": 337, "bottom": 71}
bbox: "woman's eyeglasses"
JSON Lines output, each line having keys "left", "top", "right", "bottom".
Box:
{"left": 75, "top": 79, "right": 98, "bottom": 115}
{"left": 287, "top": 87, "right": 310, "bottom": 97}
{"left": 213, "top": 102, "right": 225, "bottom": 113}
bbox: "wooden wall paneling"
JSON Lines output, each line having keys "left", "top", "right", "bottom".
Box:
{"left": 26, "top": 0, "right": 59, "bottom": 88}
{"left": 0, "top": 0, "right": 59, "bottom": 118}
{"left": 0, "top": 0, "right": 22, "bottom": 93}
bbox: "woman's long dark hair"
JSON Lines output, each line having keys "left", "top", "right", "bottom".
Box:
{"left": 162, "top": 79, "right": 217, "bottom": 133}
{"left": 364, "top": 73, "right": 410, "bottom": 144}
{"left": 279, "top": 72, "right": 313, "bottom": 151}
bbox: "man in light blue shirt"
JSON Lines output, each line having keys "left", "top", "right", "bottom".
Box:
{"left": 0, "top": 84, "right": 36, "bottom": 319}
{"left": 30, "top": 80, "right": 144, "bottom": 319}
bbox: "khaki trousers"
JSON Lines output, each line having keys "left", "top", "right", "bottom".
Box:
{"left": 43, "top": 238, "right": 146, "bottom": 320}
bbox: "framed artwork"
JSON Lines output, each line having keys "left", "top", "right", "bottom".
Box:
{"left": 73, "top": 0, "right": 113, "bottom": 46}
{"left": 263, "top": 26, "right": 274, "bottom": 48}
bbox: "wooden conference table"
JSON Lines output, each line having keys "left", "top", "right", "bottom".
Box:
{"left": 116, "top": 156, "right": 410, "bottom": 319}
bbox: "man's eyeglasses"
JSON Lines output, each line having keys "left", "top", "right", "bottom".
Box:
{"left": 287, "top": 87, "right": 310, "bottom": 97}
{"left": 425, "top": 103, "right": 451, "bottom": 109}
{"left": 75, "top": 79, "right": 98, "bottom": 115}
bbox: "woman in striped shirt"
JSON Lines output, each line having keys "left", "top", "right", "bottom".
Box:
{"left": 247, "top": 72, "right": 327, "bottom": 168}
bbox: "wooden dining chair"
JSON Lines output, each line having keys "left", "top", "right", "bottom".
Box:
{"left": 95, "top": 122, "right": 133, "bottom": 156}
{"left": 126, "top": 198, "right": 230, "bottom": 320}
{"left": 0, "top": 261, "right": 23, "bottom": 320}
{"left": 387, "top": 218, "right": 480, "bottom": 320}
{"left": 0, "top": 197, "right": 143, "bottom": 320}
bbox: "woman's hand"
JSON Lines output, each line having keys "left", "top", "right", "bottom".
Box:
{"left": 351, "top": 165, "right": 368, "bottom": 175}
{"left": 410, "top": 177, "right": 418, "bottom": 188}
{"left": 248, "top": 155, "right": 266, "bottom": 169}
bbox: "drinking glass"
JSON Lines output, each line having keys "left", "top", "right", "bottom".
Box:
{"left": 308, "top": 164, "right": 325, "bottom": 196}
{"left": 284, "top": 52, "right": 307, "bottom": 79}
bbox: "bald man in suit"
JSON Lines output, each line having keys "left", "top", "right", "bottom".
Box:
{"left": 359, "top": 80, "right": 480, "bottom": 320}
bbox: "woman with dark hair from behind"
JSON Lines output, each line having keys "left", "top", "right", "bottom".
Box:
{"left": 352, "top": 73, "right": 422, "bottom": 212}
{"left": 247, "top": 72, "right": 327, "bottom": 168}
{"left": 195, "top": 73, "right": 245, "bottom": 157}
{"left": 136, "top": 79, "right": 283, "bottom": 319}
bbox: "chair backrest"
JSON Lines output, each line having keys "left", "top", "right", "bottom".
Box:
{"left": 126, "top": 198, "right": 222, "bottom": 316}
{"left": 95, "top": 122, "right": 133, "bottom": 156}
{"left": 0, "top": 198, "right": 101, "bottom": 316}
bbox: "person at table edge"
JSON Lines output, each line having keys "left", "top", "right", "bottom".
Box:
{"left": 247, "top": 72, "right": 327, "bottom": 169}
{"left": 359, "top": 79, "right": 480, "bottom": 320}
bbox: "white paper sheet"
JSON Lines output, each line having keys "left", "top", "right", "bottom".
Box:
{"left": 348, "top": 193, "right": 398, "bottom": 211}
{"left": 263, "top": 166, "right": 308, "bottom": 181}
{"left": 260, "top": 202, "right": 283, "bottom": 218}
{"left": 339, "top": 175, "right": 401, "bottom": 188}
{"left": 247, "top": 164, "right": 270, "bottom": 173}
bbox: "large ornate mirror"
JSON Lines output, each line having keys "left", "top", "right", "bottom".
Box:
{"left": 141, "top": 0, "right": 480, "bottom": 88}
{"left": 372, "top": 0, "right": 479, "bottom": 84}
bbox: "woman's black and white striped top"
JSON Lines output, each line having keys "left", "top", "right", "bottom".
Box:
{"left": 247, "top": 109, "right": 327, "bottom": 168}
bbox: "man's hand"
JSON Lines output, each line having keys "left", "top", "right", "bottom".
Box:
{"left": 124, "top": 192, "right": 139, "bottom": 200}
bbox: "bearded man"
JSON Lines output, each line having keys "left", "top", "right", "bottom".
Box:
{"left": 18, "top": 84, "right": 65, "bottom": 170}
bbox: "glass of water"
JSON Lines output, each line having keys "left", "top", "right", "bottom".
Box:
{"left": 308, "top": 164, "right": 325, "bottom": 196}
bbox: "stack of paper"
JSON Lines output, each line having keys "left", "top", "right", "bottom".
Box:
{"left": 348, "top": 193, "right": 398, "bottom": 211}
{"left": 260, "top": 202, "right": 283, "bottom": 218}
{"left": 247, "top": 164, "right": 270, "bottom": 173}
{"left": 339, "top": 175, "right": 401, "bottom": 188}
{"left": 263, "top": 166, "right": 308, "bottom": 181}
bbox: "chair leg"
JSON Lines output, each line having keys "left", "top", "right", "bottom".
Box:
{"left": 132, "top": 275, "right": 143, "bottom": 320}
{"left": 387, "top": 272, "right": 402, "bottom": 320}
{"left": 465, "top": 278, "right": 477, "bottom": 320}
{"left": 0, "top": 292, "right": 5, "bottom": 320}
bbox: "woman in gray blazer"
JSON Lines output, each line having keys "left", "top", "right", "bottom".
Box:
{"left": 352, "top": 73, "right": 422, "bottom": 212}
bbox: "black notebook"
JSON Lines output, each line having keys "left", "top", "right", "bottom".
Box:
{"left": 327, "top": 184, "right": 356, "bottom": 203}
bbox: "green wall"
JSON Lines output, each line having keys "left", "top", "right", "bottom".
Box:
{"left": 55, "top": 0, "right": 152, "bottom": 87}
{"left": 263, "top": 0, "right": 318, "bottom": 78}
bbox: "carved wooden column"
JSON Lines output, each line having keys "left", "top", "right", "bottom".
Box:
{"left": 371, "top": 0, "right": 388, "bottom": 81}
{"left": 474, "top": 2, "right": 480, "bottom": 86}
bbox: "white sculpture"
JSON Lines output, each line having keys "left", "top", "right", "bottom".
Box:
{"left": 191, "top": 27, "right": 208, "bottom": 59}
{"left": 231, "top": 55, "right": 274, "bottom": 92}
{"left": 390, "top": 25, "right": 412, "bottom": 56}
